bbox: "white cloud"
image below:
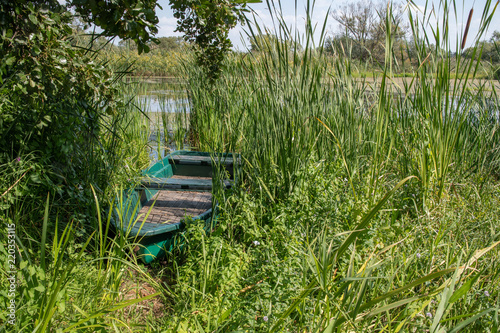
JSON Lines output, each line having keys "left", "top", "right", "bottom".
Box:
{"left": 157, "top": 16, "right": 183, "bottom": 37}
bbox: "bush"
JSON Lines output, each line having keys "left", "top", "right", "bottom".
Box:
{"left": 0, "top": 1, "right": 130, "bottom": 222}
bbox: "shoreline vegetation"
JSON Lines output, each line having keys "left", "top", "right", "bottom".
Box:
{"left": 108, "top": 56, "right": 500, "bottom": 81}
{"left": 127, "top": 75, "right": 500, "bottom": 86}
{"left": 1, "top": 0, "right": 500, "bottom": 331}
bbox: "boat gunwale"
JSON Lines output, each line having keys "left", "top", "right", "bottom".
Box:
{"left": 112, "top": 150, "right": 236, "bottom": 238}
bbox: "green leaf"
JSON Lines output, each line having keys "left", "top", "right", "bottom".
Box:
{"left": 335, "top": 176, "right": 415, "bottom": 261}
{"left": 59, "top": 300, "right": 66, "bottom": 313}
{"left": 217, "top": 306, "right": 233, "bottom": 323}
{"left": 448, "top": 309, "right": 496, "bottom": 333}
{"left": 331, "top": 268, "right": 456, "bottom": 329}
{"left": 41, "top": 194, "right": 49, "bottom": 271}
{"left": 449, "top": 271, "right": 481, "bottom": 303}
{"left": 34, "top": 285, "right": 45, "bottom": 292}
{"left": 29, "top": 14, "right": 38, "bottom": 24}
{"left": 19, "top": 260, "right": 28, "bottom": 270}
{"left": 5, "top": 57, "right": 16, "bottom": 66}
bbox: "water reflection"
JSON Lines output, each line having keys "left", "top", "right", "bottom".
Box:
{"left": 137, "top": 92, "right": 190, "bottom": 113}
{"left": 139, "top": 92, "right": 190, "bottom": 163}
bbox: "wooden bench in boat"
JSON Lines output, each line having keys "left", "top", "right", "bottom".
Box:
{"left": 169, "top": 154, "right": 236, "bottom": 166}
{"left": 132, "top": 190, "right": 213, "bottom": 237}
{"left": 140, "top": 175, "right": 232, "bottom": 191}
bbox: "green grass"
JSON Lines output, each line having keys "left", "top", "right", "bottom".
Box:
{"left": 1, "top": 0, "right": 500, "bottom": 331}
{"left": 0, "top": 74, "right": 155, "bottom": 330}
{"left": 151, "top": 162, "right": 500, "bottom": 331}
{"left": 143, "top": 0, "right": 500, "bottom": 331}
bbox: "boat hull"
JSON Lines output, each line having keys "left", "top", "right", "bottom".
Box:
{"left": 112, "top": 150, "right": 236, "bottom": 264}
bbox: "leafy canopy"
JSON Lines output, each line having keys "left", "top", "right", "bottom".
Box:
{"left": 0, "top": 0, "right": 259, "bottom": 218}
{"left": 1, "top": 0, "right": 258, "bottom": 77}
{"left": 170, "top": 0, "right": 260, "bottom": 79}
{"left": 70, "top": 0, "right": 161, "bottom": 54}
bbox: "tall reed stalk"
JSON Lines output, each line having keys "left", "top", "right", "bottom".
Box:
{"left": 177, "top": 0, "right": 500, "bottom": 330}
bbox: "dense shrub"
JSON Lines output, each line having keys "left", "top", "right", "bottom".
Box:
{"left": 0, "top": 1, "right": 128, "bottom": 221}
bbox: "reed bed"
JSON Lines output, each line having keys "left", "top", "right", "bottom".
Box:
{"left": 1, "top": 0, "right": 499, "bottom": 331}
{"left": 150, "top": 0, "right": 500, "bottom": 331}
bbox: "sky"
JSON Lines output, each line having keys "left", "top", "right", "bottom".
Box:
{"left": 154, "top": 0, "right": 500, "bottom": 50}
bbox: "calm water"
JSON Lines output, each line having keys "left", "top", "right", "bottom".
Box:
{"left": 137, "top": 92, "right": 190, "bottom": 113}
{"left": 139, "top": 91, "right": 190, "bottom": 162}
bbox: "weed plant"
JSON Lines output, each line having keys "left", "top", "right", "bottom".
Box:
{"left": 0, "top": 87, "right": 157, "bottom": 330}
{"left": 1, "top": 0, "right": 499, "bottom": 331}
{"left": 151, "top": 0, "right": 500, "bottom": 331}
{"left": 0, "top": 24, "right": 154, "bottom": 330}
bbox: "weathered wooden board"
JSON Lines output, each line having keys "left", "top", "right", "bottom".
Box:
{"left": 170, "top": 154, "right": 236, "bottom": 166}
{"left": 130, "top": 190, "right": 212, "bottom": 236}
{"left": 141, "top": 175, "right": 231, "bottom": 191}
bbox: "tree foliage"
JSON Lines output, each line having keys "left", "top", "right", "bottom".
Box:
{"left": 170, "top": 0, "right": 259, "bottom": 80}
{"left": 118, "top": 36, "right": 187, "bottom": 52}
{"left": 0, "top": 0, "right": 129, "bottom": 220}
{"left": 463, "top": 30, "right": 500, "bottom": 64}
{"left": 1, "top": 0, "right": 255, "bottom": 77}
{"left": 154, "top": 36, "right": 186, "bottom": 51}
{"left": 330, "top": 0, "right": 408, "bottom": 62}
{"left": 70, "top": 0, "right": 160, "bottom": 53}
{"left": 0, "top": 0, "right": 258, "bottom": 221}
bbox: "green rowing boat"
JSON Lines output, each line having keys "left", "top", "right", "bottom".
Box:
{"left": 113, "top": 150, "right": 237, "bottom": 264}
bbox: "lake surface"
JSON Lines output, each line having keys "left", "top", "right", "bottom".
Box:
{"left": 137, "top": 92, "right": 190, "bottom": 113}
{"left": 138, "top": 91, "right": 191, "bottom": 162}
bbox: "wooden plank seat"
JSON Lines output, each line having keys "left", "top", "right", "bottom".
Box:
{"left": 169, "top": 154, "right": 236, "bottom": 166}
{"left": 141, "top": 175, "right": 232, "bottom": 191}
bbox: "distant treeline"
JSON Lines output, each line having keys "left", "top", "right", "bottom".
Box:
{"left": 70, "top": 33, "right": 192, "bottom": 76}
{"left": 71, "top": 0, "right": 500, "bottom": 79}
